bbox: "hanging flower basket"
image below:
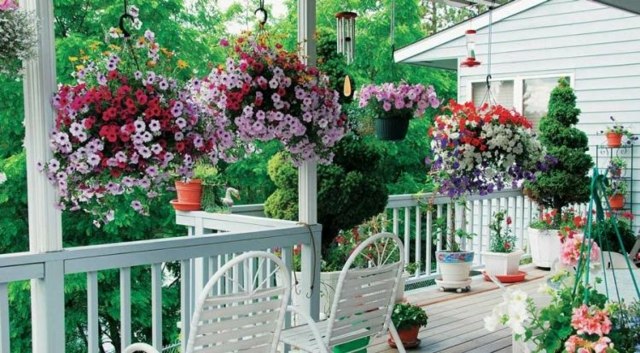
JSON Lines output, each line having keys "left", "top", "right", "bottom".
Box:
{"left": 606, "top": 132, "right": 622, "bottom": 148}
{"left": 42, "top": 27, "right": 216, "bottom": 226}
{"left": 357, "top": 82, "right": 440, "bottom": 141}
{"left": 0, "top": 1, "right": 38, "bottom": 78}
{"left": 193, "top": 35, "right": 346, "bottom": 166}
{"left": 374, "top": 114, "right": 410, "bottom": 141}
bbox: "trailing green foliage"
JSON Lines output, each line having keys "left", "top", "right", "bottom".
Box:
{"left": 525, "top": 78, "right": 593, "bottom": 216}
{"left": 391, "top": 302, "right": 428, "bottom": 330}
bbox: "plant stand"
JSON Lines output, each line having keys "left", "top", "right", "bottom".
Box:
{"left": 435, "top": 277, "right": 472, "bottom": 293}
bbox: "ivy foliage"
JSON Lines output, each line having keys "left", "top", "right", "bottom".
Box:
{"left": 524, "top": 78, "right": 593, "bottom": 213}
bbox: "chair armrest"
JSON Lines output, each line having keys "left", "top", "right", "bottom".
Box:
{"left": 123, "top": 343, "right": 161, "bottom": 353}
{"left": 285, "top": 305, "right": 331, "bottom": 353}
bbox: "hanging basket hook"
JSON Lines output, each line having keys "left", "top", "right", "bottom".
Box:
{"left": 119, "top": 13, "right": 135, "bottom": 39}
{"left": 255, "top": 0, "right": 268, "bottom": 27}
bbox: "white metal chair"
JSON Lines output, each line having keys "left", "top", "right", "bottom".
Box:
{"left": 124, "top": 251, "right": 291, "bottom": 353}
{"left": 280, "top": 232, "right": 407, "bottom": 353}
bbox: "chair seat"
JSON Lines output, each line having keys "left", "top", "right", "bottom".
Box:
{"left": 281, "top": 320, "right": 372, "bottom": 353}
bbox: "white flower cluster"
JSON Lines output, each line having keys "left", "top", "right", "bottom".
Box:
{"left": 0, "top": 6, "right": 37, "bottom": 78}
{"left": 484, "top": 288, "right": 531, "bottom": 335}
{"left": 0, "top": 171, "right": 6, "bottom": 184}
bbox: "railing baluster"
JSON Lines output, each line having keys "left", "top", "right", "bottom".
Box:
{"left": 120, "top": 267, "right": 131, "bottom": 351}
{"left": 414, "top": 206, "right": 421, "bottom": 276}
{"left": 151, "top": 263, "right": 162, "bottom": 349}
{"left": 0, "top": 283, "right": 10, "bottom": 353}
{"left": 404, "top": 207, "right": 410, "bottom": 264}
{"left": 479, "top": 199, "right": 486, "bottom": 264}
{"left": 469, "top": 200, "right": 475, "bottom": 253}
{"left": 426, "top": 209, "right": 433, "bottom": 276}
{"left": 87, "top": 271, "right": 99, "bottom": 353}
{"left": 180, "top": 260, "right": 191, "bottom": 353}
{"left": 393, "top": 208, "right": 399, "bottom": 236}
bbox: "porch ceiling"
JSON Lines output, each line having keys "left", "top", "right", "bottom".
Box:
{"left": 592, "top": 0, "right": 640, "bottom": 15}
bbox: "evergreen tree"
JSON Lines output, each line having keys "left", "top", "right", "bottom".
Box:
{"left": 525, "top": 78, "right": 593, "bottom": 219}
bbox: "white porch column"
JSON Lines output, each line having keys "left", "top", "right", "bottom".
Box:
{"left": 23, "top": 0, "right": 65, "bottom": 352}
{"left": 297, "top": 0, "right": 321, "bottom": 321}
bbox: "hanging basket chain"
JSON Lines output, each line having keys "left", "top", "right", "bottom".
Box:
{"left": 118, "top": 0, "right": 140, "bottom": 71}
{"left": 481, "top": 1, "right": 496, "bottom": 106}
{"left": 255, "top": 0, "right": 268, "bottom": 29}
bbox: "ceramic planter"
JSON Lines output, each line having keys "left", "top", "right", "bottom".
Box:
{"left": 606, "top": 132, "right": 623, "bottom": 147}
{"left": 609, "top": 194, "right": 625, "bottom": 209}
{"left": 375, "top": 117, "right": 410, "bottom": 141}
{"left": 436, "top": 251, "right": 474, "bottom": 282}
{"left": 482, "top": 250, "right": 524, "bottom": 276}
{"left": 528, "top": 227, "right": 563, "bottom": 268}
{"left": 287, "top": 270, "right": 341, "bottom": 321}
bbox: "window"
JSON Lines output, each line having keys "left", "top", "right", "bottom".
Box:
{"left": 523, "top": 76, "right": 570, "bottom": 130}
{"left": 469, "top": 75, "right": 571, "bottom": 131}
{"left": 471, "top": 80, "right": 514, "bottom": 109}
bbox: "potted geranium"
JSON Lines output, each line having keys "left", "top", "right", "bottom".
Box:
{"left": 528, "top": 208, "right": 585, "bottom": 268}
{"left": 428, "top": 100, "right": 546, "bottom": 290}
{"left": 388, "top": 302, "right": 428, "bottom": 348}
{"left": 42, "top": 26, "right": 215, "bottom": 225}
{"left": 193, "top": 34, "right": 346, "bottom": 166}
{"left": 482, "top": 210, "right": 524, "bottom": 279}
{"left": 357, "top": 82, "right": 440, "bottom": 140}
{"left": 0, "top": 0, "right": 37, "bottom": 78}
{"left": 601, "top": 116, "right": 638, "bottom": 147}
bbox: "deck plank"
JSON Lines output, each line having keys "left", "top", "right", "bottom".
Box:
{"left": 368, "top": 266, "right": 550, "bottom": 353}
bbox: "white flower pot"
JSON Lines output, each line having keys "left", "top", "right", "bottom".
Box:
{"left": 528, "top": 227, "right": 562, "bottom": 268}
{"left": 287, "top": 270, "right": 341, "bottom": 321}
{"left": 482, "top": 250, "right": 524, "bottom": 276}
{"left": 436, "top": 251, "right": 474, "bottom": 282}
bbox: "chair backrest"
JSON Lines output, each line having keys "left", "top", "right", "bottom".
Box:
{"left": 325, "top": 232, "right": 404, "bottom": 348}
{"left": 186, "top": 251, "right": 291, "bottom": 353}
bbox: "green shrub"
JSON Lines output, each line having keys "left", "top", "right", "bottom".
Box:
{"left": 525, "top": 78, "right": 593, "bottom": 224}
{"left": 264, "top": 134, "right": 389, "bottom": 253}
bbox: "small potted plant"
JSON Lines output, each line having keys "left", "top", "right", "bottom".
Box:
{"left": 608, "top": 156, "right": 627, "bottom": 178}
{"left": 357, "top": 82, "right": 440, "bottom": 140}
{"left": 482, "top": 210, "right": 524, "bottom": 279}
{"left": 607, "top": 179, "right": 628, "bottom": 210}
{"left": 388, "top": 302, "right": 428, "bottom": 348}
{"left": 601, "top": 116, "right": 638, "bottom": 147}
{"left": 432, "top": 214, "right": 475, "bottom": 292}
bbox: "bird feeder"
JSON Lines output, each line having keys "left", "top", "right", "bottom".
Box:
{"left": 460, "top": 29, "right": 481, "bottom": 68}
{"left": 336, "top": 11, "right": 357, "bottom": 64}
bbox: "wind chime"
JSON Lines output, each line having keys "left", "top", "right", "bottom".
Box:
{"left": 335, "top": 11, "right": 357, "bottom": 99}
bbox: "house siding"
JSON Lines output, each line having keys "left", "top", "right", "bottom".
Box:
{"left": 415, "top": 0, "right": 640, "bottom": 231}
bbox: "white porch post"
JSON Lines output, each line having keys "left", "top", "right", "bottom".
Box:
{"left": 297, "top": 0, "right": 321, "bottom": 321}
{"left": 23, "top": 0, "right": 65, "bottom": 352}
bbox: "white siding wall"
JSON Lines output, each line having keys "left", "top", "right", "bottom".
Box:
{"left": 424, "top": 0, "right": 640, "bottom": 231}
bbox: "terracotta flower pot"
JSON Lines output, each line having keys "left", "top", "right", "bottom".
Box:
{"left": 609, "top": 194, "right": 624, "bottom": 209}
{"left": 174, "top": 179, "right": 202, "bottom": 209}
{"left": 606, "top": 132, "right": 622, "bottom": 148}
{"left": 388, "top": 325, "right": 420, "bottom": 348}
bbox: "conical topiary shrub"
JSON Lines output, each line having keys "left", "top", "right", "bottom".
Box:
{"left": 525, "top": 78, "right": 593, "bottom": 222}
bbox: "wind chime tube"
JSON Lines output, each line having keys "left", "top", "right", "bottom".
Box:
{"left": 335, "top": 11, "right": 357, "bottom": 64}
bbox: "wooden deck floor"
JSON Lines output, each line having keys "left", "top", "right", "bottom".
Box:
{"left": 368, "top": 266, "right": 551, "bottom": 353}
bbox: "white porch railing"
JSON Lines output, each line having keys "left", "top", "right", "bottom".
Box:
{"left": 232, "top": 189, "right": 573, "bottom": 284}
{"left": 0, "top": 214, "right": 321, "bottom": 353}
